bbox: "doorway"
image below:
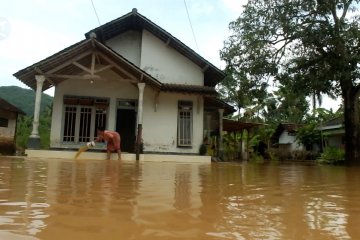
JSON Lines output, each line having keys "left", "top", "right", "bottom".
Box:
{"left": 116, "top": 100, "right": 137, "bottom": 153}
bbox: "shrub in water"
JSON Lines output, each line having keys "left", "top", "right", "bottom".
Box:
{"left": 318, "top": 147, "right": 345, "bottom": 164}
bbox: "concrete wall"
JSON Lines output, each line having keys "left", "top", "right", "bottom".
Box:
{"left": 106, "top": 30, "right": 142, "bottom": 67}
{"left": 142, "top": 89, "right": 203, "bottom": 154}
{"left": 106, "top": 29, "right": 203, "bottom": 86}
{"left": 140, "top": 30, "right": 203, "bottom": 85}
{"left": 279, "top": 131, "right": 304, "bottom": 151}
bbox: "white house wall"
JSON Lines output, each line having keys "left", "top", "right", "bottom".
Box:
{"left": 140, "top": 30, "right": 203, "bottom": 85}
{"left": 279, "top": 131, "right": 304, "bottom": 151}
{"left": 105, "top": 29, "right": 204, "bottom": 86}
{"left": 142, "top": 89, "right": 203, "bottom": 154}
{"left": 105, "top": 30, "right": 142, "bottom": 66}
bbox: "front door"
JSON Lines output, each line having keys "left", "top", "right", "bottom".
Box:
{"left": 116, "top": 108, "right": 136, "bottom": 153}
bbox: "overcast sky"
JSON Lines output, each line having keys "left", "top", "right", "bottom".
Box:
{"left": 0, "top": 0, "right": 246, "bottom": 92}
{"left": 0, "top": 0, "right": 340, "bottom": 110}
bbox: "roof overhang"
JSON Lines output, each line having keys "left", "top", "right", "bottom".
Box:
{"left": 204, "top": 97, "right": 236, "bottom": 116}
{"left": 13, "top": 38, "right": 220, "bottom": 98}
{"left": 223, "top": 119, "right": 265, "bottom": 132}
{"left": 13, "top": 38, "right": 163, "bottom": 91}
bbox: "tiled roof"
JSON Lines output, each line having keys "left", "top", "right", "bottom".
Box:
{"left": 0, "top": 98, "right": 25, "bottom": 115}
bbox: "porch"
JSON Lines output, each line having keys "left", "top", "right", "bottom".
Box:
{"left": 25, "top": 149, "right": 211, "bottom": 163}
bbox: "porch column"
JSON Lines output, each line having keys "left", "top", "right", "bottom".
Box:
{"left": 218, "top": 108, "right": 224, "bottom": 160}
{"left": 136, "top": 82, "right": 145, "bottom": 160}
{"left": 28, "top": 75, "right": 45, "bottom": 149}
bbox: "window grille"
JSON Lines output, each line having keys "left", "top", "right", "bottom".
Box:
{"left": 0, "top": 117, "right": 8, "bottom": 128}
{"left": 63, "top": 106, "right": 77, "bottom": 142}
{"left": 62, "top": 96, "right": 108, "bottom": 143}
{"left": 94, "top": 108, "right": 107, "bottom": 139}
{"left": 79, "top": 107, "right": 92, "bottom": 142}
{"left": 178, "top": 101, "right": 193, "bottom": 146}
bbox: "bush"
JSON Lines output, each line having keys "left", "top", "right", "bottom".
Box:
{"left": 318, "top": 147, "right": 345, "bottom": 164}
{"left": 199, "top": 144, "right": 207, "bottom": 155}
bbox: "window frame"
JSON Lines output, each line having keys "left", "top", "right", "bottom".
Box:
{"left": 177, "top": 101, "right": 193, "bottom": 147}
{"left": 0, "top": 117, "right": 9, "bottom": 128}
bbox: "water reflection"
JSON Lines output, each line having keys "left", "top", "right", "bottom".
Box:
{"left": 0, "top": 158, "right": 360, "bottom": 239}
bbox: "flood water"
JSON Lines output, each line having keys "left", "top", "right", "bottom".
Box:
{"left": 0, "top": 158, "right": 360, "bottom": 239}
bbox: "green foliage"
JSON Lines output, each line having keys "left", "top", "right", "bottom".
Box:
{"left": 0, "top": 86, "right": 53, "bottom": 116}
{"left": 296, "top": 123, "right": 321, "bottom": 150}
{"left": 16, "top": 104, "right": 52, "bottom": 152}
{"left": 221, "top": 0, "right": 360, "bottom": 161}
{"left": 318, "top": 147, "right": 345, "bottom": 165}
{"left": 38, "top": 105, "right": 52, "bottom": 149}
{"left": 16, "top": 115, "right": 32, "bottom": 151}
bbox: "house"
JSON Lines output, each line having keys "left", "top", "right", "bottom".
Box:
{"left": 271, "top": 123, "right": 305, "bottom": 152}
{"left": 317, "top": 116, "right": 344, "bottom": 149}
{"left": 0, "top": 98, "right": 25, "bottom": 155}
{"left": 13, "top": 8, "right": 234, "bottom": 161}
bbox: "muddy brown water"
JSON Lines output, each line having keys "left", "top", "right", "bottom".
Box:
{"left": 0, "top": 157, "right": 360, "bottom": 239}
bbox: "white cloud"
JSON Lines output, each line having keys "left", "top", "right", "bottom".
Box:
{"left": 222, "top": 0, "right": 247, "bottom": 15}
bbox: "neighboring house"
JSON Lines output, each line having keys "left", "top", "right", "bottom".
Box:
{"left": 0, "top": 98, "right": 25, "bottom": 155}
{"left": 13, "top": 9, "right": 234, "bottom": 160}
{"left": 317, "top": 116, "right": 344, "bottom": 149}
{"left": 271, "top": 123, "right": 305, "bottom": 152}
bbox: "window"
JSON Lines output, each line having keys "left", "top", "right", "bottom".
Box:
{"left": 178, "top": 101, "right": 193, "bottom": 147}
{"left": 0, "top": 117, "right": 8, "bottom": 128}
{"left": 62, "top": 96, "right": 108, "bottom": 143}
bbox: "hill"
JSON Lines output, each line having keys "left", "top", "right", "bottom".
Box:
{"left": 0, "top": 86, "right": 53, "bottom": 116}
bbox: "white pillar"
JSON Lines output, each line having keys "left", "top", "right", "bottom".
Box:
{"left": 137, "top": 83, "right": 145, "bottom": 125}
{"left": 30, "top": 75, "right": 45, "bottom": 138}
{"left": 218, "top": 108, "right": 224, "bottom": 158}
{"left": 136, "top": 82, "right": 145, "bottom": 160}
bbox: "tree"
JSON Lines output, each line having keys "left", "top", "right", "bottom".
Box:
{"left": 217, "top": 68, "right": 268, "bottom": 119}
{"left": 221, "top": 0, "right": 360, "bottom": 163}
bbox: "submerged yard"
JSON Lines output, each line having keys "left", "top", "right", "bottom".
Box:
{"left": 0, "top": 157, "right": 359, "bottom": 239}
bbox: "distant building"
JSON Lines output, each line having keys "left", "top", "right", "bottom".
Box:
{"left": 0, "top": 98, "right": 25, "bottom": 155}
{"left": 271, "top": 123, "right": 305, "bottom": 152}
{"left": 317, "top": 116, "right": 344, "bottom": 149}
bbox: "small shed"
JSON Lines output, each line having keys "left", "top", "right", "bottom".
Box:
{"left": 0, "top": 98, "right": 25, "bottom": 155}
{"left": 271, "top": 123, "right": 305, "bottom": 152}
{"left": 222, "top": 119, "right": 265, "bottom": 160}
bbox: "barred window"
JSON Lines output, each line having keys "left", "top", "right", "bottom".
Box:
{"left": 0, "top": 117, "right": 9, "bottom": 128}
{"left": 178, "top": 101, "right": 193, "bottom": 147}
{"left": 63, "top": 106, "right": 77, "bottom": 142}
{"left": 62, "top": 96, "right": 108, "bottom": 143}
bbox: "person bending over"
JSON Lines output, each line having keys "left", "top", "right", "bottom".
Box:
{"left": 90, "top": 126, "right": 121, "bottom": 160}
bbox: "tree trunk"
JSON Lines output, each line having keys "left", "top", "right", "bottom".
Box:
{"left": 343, "top": 87, "right": 360, "bottom": 164}
{"left": 312, "top": 92, "right": 316, "bottom": 116}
